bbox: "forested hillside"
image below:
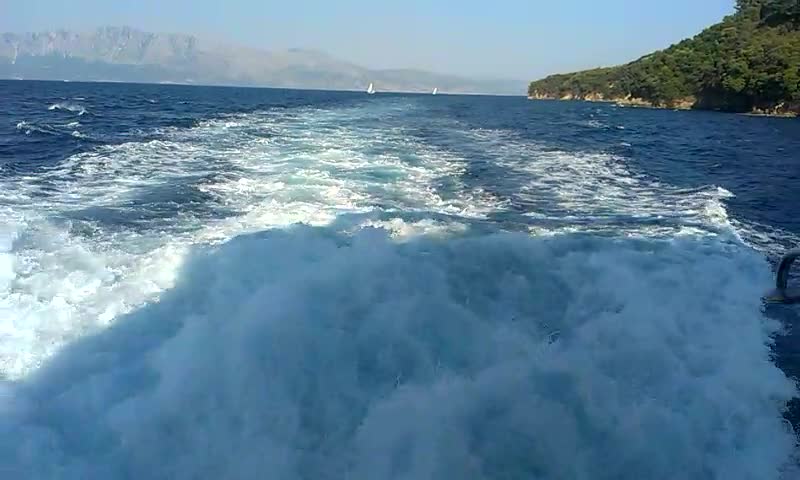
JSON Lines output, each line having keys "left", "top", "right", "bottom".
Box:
{"left": 528, "top": 0, "right": 800, "bottom": 115}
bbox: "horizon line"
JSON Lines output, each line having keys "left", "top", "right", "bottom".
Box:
{"left": 0, "top": 77, "right": 527, "bottom": 97}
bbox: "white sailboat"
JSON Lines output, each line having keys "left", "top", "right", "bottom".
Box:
{"left": 432, "top": 88, "right": 438, "bottom": 95}
{"left": 367, "top": 82, "right": 375, "bottom": 95}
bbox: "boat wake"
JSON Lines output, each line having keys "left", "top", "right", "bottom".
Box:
{"left": 1, "top": 226, "right": 796, "bottom": 479}
{"left": 0, "top": 97, "right": 797, "bottom": 479}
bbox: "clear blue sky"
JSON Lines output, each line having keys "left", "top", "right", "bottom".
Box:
{"left": 1, "top": 0, "right": 736, "bottom": 79}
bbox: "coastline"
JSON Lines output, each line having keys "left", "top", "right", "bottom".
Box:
{"left": 527, "top": 93, "right": 799, "bottom": 118}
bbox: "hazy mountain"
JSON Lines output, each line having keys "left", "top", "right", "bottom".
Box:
{"left": 0, "top": 26, "right": 523, "bottom": 94}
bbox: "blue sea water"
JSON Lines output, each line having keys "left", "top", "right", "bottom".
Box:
{"left": 1, "top": 79, "right": 800, "bottom": 479}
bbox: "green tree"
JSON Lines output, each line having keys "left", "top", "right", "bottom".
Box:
{"left": 527, "top": 0, "right": 800, "bottom": 114}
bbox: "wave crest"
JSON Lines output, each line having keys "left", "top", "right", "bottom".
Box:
{"left": 48, "top": 102, "right": 87, "bottom": 116}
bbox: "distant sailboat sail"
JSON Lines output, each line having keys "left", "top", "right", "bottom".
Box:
{"left": 367, "top": 82, "right": 375, "bottom": 94}
{"left": 432, "top": 88, "right": 438, "bottom": 95}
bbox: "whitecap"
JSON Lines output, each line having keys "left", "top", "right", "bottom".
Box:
{"left": 48, "top": 102, "right": 87, "bottom": 116}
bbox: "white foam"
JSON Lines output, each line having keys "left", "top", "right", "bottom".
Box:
{"left": 0, "top": 230, "right": 795, "bottom": 478}
{"left": 460, "top": 128, "right": 749, "bottom": 241}
{"left": 1, "top": 99, "right": 797, "bottom": 478}
{"left": 14, "top": 120, "right": 78, "bottom": 138}
{"left": 1, "top": 103, "right": 791, "bottom": 380}
{"left": 0, "top": 225, "right": 16, "bottom": 292}
{"left": 0, "top": 102, "right": 501, "bottom": 378}
{"left": 15, "top": 121, "right": 32, "bottom": 135}
{"left": 359, "top": 218, "right": 469, "bottom": 240}
{"left": 48, "top": 102, "right": 87, "bottom": 116}
{"left": 584, "top": 119, "right": 606, "bottom": 129}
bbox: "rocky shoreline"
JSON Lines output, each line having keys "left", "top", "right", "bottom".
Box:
{"left": 528, "top": 92, "right": 799, "bottom": 118}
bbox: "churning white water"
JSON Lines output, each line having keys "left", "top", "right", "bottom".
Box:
{"left": 0, "top": 98, "right": 796, "bottom": 479}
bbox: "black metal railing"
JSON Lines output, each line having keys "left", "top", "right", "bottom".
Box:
{"left": 772, "top": 249, "right": 800, "bottom": 304}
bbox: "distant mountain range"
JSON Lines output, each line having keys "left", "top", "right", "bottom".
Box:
{"left": 0, "top": 26, "right": 523, "bottom": 95}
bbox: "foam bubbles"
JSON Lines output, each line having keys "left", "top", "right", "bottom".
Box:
{"left": 14, "top": 119, "right": 83, "bottom": 138}
{"left": 359, "top": 218, "right": 469, "bottom": 240}
{"left": 461, "top": 128, "right": 755, "bottom": 241}
{"left": 1, "top": 228, "right": 795, "bottom": 479}
{"left": 15, "top": 121, "right": 33, "bottom": 135}
{"left": 0, "top": 226, "right": 16, "bottom": 292}
{"left": 0, "top": 98, "right": 797, "bottom": 478}
{"left": 0, "top": 102, "right": 501, "bottom": 378}
{"left": 48, "top": 102, "right": 87, "bottom": 116}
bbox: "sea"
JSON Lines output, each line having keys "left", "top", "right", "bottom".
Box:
{"left": 1, "top": 79, "right": 800, "bottom": 479}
